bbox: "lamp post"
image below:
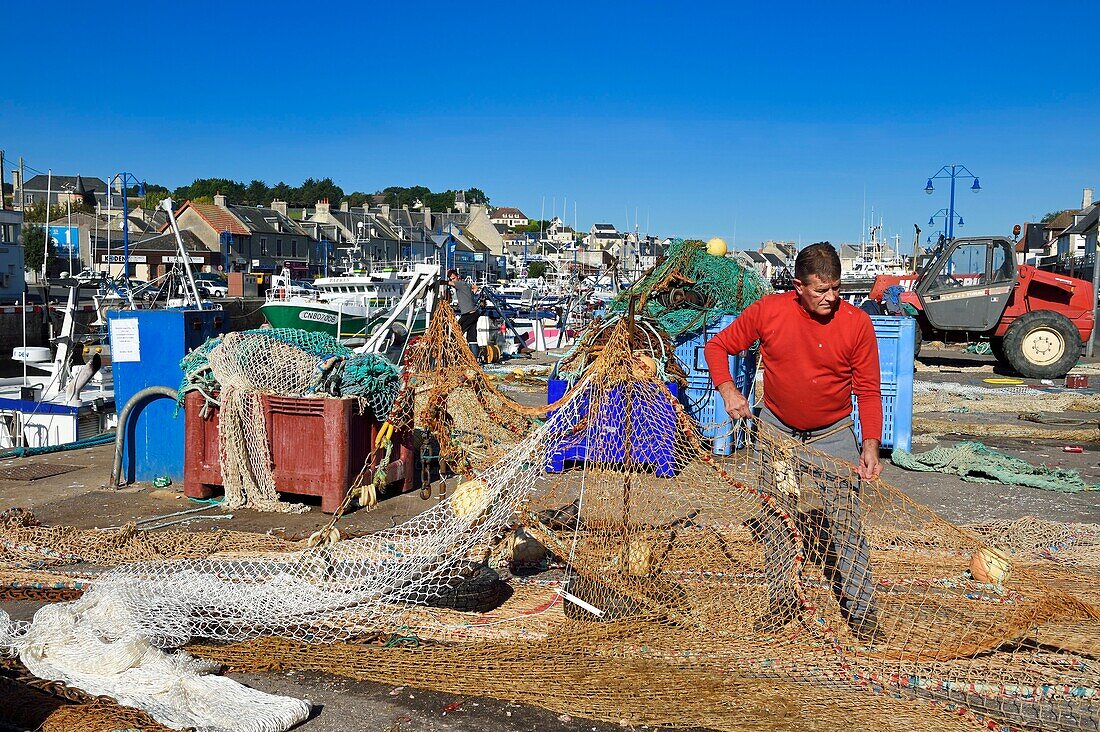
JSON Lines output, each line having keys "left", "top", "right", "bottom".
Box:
{"left": 927, "top": 208, "right": 964, "bottom": 244}
{"left": 319, "top": 238, "right": 331, "bottom": 277}
{"left": 110, "top": 172, "right": 145, "bottom": 290}
{"left": 219, "top": 230, "right": 233, "bottom": 273}
{"left": 924, "top": 165, "right": 980, "bottom": 242}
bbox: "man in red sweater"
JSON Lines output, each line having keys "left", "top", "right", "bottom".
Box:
{"left": 704, "top": 242, "right": 885, "bottom": 644}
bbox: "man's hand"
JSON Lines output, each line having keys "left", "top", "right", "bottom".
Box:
{"left": 857, "top": 439, "right": 882, "bottom": 480}
{"left": 717, "top": 381, "right": 752, "bottom": 420}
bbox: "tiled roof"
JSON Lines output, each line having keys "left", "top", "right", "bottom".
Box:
{"left": 168, "top": 201, "right": 250, "bottom": 236}
{"left": 490, "top": 207, "right": 527, "bottom": 219}
{"left": 1046, "top": 210, "right": 1076, "bottom": 230}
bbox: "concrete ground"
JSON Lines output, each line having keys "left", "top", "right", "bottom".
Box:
{"left": 0, "top": 345, "right": 1098, "bottom": 731}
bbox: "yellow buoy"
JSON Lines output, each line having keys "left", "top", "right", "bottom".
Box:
{"left": 969, "top": 546, "right": 1012, "bottom": 584}
{"left": 632, "top": 354, "right": 658, "bottom": 379}
{"left": 450, "top": 478, "right": 492, "bottom": 521}
{"left": 706, "top": 237, "right": 728, "bottom": 257}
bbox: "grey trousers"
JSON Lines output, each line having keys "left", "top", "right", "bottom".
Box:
{"left": 753, "top": 407, "right": 877, "bottom": 621}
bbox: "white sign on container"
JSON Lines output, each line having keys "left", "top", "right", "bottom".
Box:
{"left": 110, "top": 318, "right": 141, "bottom": 362}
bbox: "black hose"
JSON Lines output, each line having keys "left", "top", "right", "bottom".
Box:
{"left": 110, "top": 386, "right": 180, "bottom": 487}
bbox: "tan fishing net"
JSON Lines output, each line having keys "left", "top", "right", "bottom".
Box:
{"left": 1, "top": 303, "right": 1097, "bottom": 732}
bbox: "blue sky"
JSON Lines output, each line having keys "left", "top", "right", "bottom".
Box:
{"left": 3, "top": 1, "right": 1098, "bottom": 251}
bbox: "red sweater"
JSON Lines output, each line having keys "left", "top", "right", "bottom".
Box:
{"left": 704, "top": 292, "right": 883, "bottom": 441}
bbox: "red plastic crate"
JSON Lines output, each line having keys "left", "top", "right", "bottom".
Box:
{"left": 184, "top": 391, "right": 413, "bottom": 513}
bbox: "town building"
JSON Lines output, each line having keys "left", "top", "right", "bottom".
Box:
{"left": 0, "top": 208, "right": 25, "bottom": 301}
{"left": 166, "top": 195, "right": 314, "bottom": 275}
{"left": 488, "top": 207, "right": 529, "bottom": 228}
{"left": 18, "top": 174, "right": 110, "bottom": 208}
{"left": 586, "top": 223, "right": 622, "bottom": 250}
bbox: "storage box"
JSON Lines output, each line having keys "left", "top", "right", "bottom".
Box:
{"left": 109, "top": 309, "right": 226, "bottom": 483}
{"left": 852, "top": 316, "right": 915, "bottom": 452}
{"left": 227, "top": 272, "right": 259, "bottom": 298}
{"left": 183, "top": 391, "right": 413, "bottom": 513}
{"left": 545, "top": 379, "right": 681, "bottom": 477}
{"left": 674, "top": 314, "right": 757, "bottom": 455}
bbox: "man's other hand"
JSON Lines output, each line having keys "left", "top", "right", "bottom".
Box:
{"left": 857, "top": 439, "right": 882, "bottom": 480}
{"left": 717, "top": 382, "right": 752, "bottom": 420}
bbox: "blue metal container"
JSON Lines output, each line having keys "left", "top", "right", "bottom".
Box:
{"left": 853, "top": 316, "right": 915, "bottom": 452}
{"left": 674, "top": 314, "right": 757, "bottom": 455}
{"left": 108, "top": 309, "right": 226, "bottom": 482}
{"left": 545, "top": 379, "right": 681, "bottom": 476}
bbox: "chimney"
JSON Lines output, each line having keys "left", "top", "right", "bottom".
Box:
{"left": 423, "top": 206, "right": 432, "bottom": 228}
{"left": 380, "top": 204, "right": 391, "bottom": 218}
{"left": 213, "top": 193, "right": 227, "bottom": 207}
{"left": 339, "top": 200, "right": 349, "bottom": 212}
{"left": 315, "top": 199, "right": 331, "bottom": 217}
{"left": 271, "top": 199, "right": 288, "bottom": 216}
{"left": 1084, "top": 188, "right": 1094, "bottom": 208}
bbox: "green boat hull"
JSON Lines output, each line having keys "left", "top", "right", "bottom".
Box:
{"left": 261, "top": 303, "right": 372, "bottom": 339}
{"left": 262, "top": 302, "right": 428, "bottom": 341}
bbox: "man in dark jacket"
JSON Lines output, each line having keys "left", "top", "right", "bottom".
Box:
{"left": 446, "top": 269, "right": 480, "bottom": 347}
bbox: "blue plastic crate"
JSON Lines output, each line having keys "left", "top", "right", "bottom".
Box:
{"left": 545, "top": 379, "right": 681, "bottom": 476}
{"left": 674, "top": 314, "right": 757, "bottom": 455}
{"left": 852, "top": 316, "right": 915, "bottom": 452}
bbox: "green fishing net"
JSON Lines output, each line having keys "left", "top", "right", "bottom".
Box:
{"left": 892, "top": 440, "right": 1097, "bottom": 493}
{"left": 609, "top": 238, "right": 770, "bottom": 336}
{"left": 177, "top": 328, "right": 401, "bottom": 420}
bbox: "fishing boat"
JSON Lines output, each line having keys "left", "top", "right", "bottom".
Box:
{"left": 841, "top": 221, "right": 911, "bottom": 303}
{"left": 0, "top": 288, "right": 115, "bottom": 449}
{"left": 262, "top": 267, "right": 406, "bottom": 340}
{"left": 262, "top": 262, "right": 439, "bottom": 345}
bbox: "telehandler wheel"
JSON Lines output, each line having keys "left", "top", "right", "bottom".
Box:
{"left": 989, "top": 336, "right": 1006, "bottom": 362}
{"left": 1002, "top": 311, "right": 1081, "bottom": 379}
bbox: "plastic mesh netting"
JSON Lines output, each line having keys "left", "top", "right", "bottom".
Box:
{"left": 609, "top": 238, "right": 771, "bottom": 336}
{"left": 179, "top": 328, "right": 401, "bottom": 512}
{"left": 0, "top": 304, "right": 1097, "bottom": 732}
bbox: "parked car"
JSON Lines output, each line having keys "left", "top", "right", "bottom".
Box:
{"left": 193, "top": 272, "right": 229, "bottom": 297}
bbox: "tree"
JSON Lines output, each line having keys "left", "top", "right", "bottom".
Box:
{"left": 173, "top": 178, "right": 247, "bottom": 203}
{"left": 527, "top": 260, "right": 548, "bottom": 279}
{"left": 21, "top": 201, "right": 67, "bottom": 224}
{"left": 143, "top": 191, "right": 169, "bottom": 210}
{"left": 465, "top": 187, "right": 490, "bottom": 206}
{"left": 244, "top": 179, "right": 272, "bottom": 206}
{"left": 22, "top": 225, "right": 51, "bottom": 273}
{"left": 296, "top": 177, "right": 344, "bottom": 208}
{"left": 270, "top": 181, "right": 294, "bottom": 202}
{"left": 347, "top": 191, "right": 371, "bottom": 208}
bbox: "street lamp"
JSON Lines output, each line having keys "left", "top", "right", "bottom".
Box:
{"left": 110, "top": 172, "right": 145, "bottom": 290}
{"left": 923, "top": 164, "right": 980, "bottom": 241}
{"left": 927, "top": 208, "right": 964, "bottom": 243}
{"left": 219, "top": 230, "right": 234, "bottom": 273}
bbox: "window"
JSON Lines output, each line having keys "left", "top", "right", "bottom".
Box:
{"left": 276, "top": 239, "right": 283, "bottom": 257}
{"left": 260, "top": 237, "right": 268, "bottom": 256}
{"left": 291, "top": 241, "right": 297, "bottom": 258}
{"left": 929, "top": 243, "right": 987, "bottom": 292}
{"left": 990, "top": 240, "right": 1015, "bottom": 283}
